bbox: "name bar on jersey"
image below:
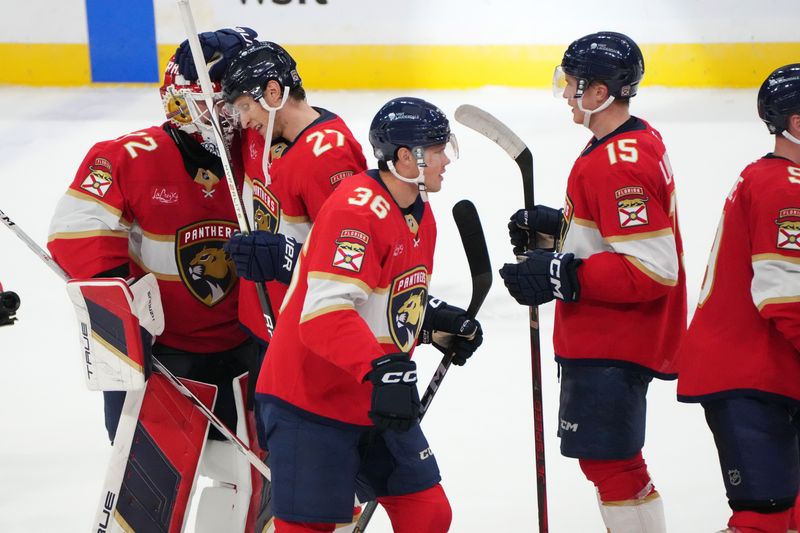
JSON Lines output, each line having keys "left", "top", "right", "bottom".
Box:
{"left": 181, "top": 224, "right": 235, "bottom": 245}
{"left": 393, "top": 266, "right": 428, "bottom": 292}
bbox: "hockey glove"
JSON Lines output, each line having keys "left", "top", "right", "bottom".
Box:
{"left": 0, "top": 285, "right": 19, "bottom": 327}
{"left": 499, "top": 250, "right": 581, "bottom": 306}
{"left": 224, "top": 231, "right": 298, "bottom": 285}
{"left": 367, "top": 353, "right": 420, "bottom": 432}
{"left": 419, "top": 297, "right": 483, "bottom": 366}
{"left": 508, "top": 205, "right": 563, "bottom": 254}
{"left": 175, "top": 27, "right": 259, "bottom": 81}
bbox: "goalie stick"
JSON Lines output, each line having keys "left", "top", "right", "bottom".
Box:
{"left": 455, "top": 104, "right": 549, "bottom": 532}
{"left": 0, "top": 207, "right": 271, "bottom": 482}
{"left": 176, "top": 0, "right": 276, "bottom": 339}
{"left": 353, "top": 199, "right": 493, "bottom": 532}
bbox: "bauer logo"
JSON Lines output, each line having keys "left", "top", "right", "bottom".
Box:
{"left": 388, "top": 266, "right": 428, "bottom": 352}
{"left": 176, "top": 220, "right": 239, "bottom": 307}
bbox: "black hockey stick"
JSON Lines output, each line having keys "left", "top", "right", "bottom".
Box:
{"left": 176, "top": 0, "right": 276, "bottom": 338}
{"left": 0, "top": 207, "right": 271, "bottom": 481}
{"left": 455, "top": 104, "right": 549, "bottom": 532}
{"left": 353, "top": 199, "right": 493, "bottom": 532}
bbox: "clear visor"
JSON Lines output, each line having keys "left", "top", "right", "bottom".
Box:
{"left": 552, "top": 66, "right": 568, "bottom": 98}
{"left": 416, "top": 133, "right": 459, "bottom": 165}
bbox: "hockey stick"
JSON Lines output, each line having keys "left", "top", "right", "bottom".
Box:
{"left": 176, "top": 0, "right": 276, "bottom": 339}
{"left": 353, "top": 199, "right": 493, "bottom": 532}
{"left": 0, "top": 207, "right": 271, "bottom": 481}
{"left": 455, "top": 104, "right": 549, "bottom": 532}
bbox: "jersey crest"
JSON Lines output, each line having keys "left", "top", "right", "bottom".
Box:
{"left": 176, "top": 220, "right": 238, "bottom": 307}
{"left": 388, "top": 266, "right": 429, "bottom": 352}
{"left": 615, "top": 186, "right": 650, "bottom": 228}
{"left": 332, "top": 229, "right": 369, "bottom": 273}
{"left": 775, "top": 208, "right": 800, "bottom": 250}
{"left": 252, "top": 179, "right": 281, "bottom": 233}
{"left": 80, "top": 157, "right": 113, "bottom": 198}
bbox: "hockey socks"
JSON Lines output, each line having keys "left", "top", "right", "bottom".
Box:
{"left": 726, "top": 509, "right": 792, "bottom": 532}
{"left": 377, "top": 483, "right": 452, "bottom": 533}
{"left": 580, "top": 452, "right": 666, "bottom": 532}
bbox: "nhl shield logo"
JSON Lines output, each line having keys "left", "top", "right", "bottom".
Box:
{"left": 388, "top": 266, "right": 429, "bottom": 352}
{"left": 727, "top": 469, "right": 742, "bottom": 486}
{"left": 80, "top": 158, "right": 113, "bottom": 198}
{"left": 775, "top": 208, "right": 800, "bottom": 250}
{"left": 252, "top": 179, "right": 281, "bottom": 233}
{"left": 332, "top": 229, "right": 369, "bottom": 273}
{"left": 615, "top": 186, "right": 650, "bottom": 228}
{"left": 176, "top": 220, "right": 238, "bottom": 307}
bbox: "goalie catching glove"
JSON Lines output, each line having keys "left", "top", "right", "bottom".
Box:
{"left": 66, "top": 274, "right": 164, "bottom": 391}
{"left": 500, "top": 250, "right": 582, "bottom": 306}
{"left": 224, "top": 231, "right": 298, "bottom": 285}
{"left": 367, "top": 353, "right": 420, "bottom": 432}
{"left": 175, "top": 27, "right": 259, "bottom": 81}
{"left": 508, "top": 205, "right": 563, "bottom": 254}
{"left": 419, "top": 296, "right": 483, "bottom": 366}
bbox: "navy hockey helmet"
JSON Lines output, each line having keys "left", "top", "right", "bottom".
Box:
{"left": 369, "top": 97, "right": 452, "bottom": 162}
{"left": 222, "top": 41, "right": 302, "bottom": 104}
{"left": 757, "top": 63, "right": 800, "bottom": 135}
{"left": 558, "top": 31, "right": 644, "bottom": 99}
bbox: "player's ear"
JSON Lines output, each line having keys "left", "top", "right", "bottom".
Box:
{"left": 790, "top": 113, "right": 800, "bottom": 134}
{"left": 396, "top": 146, "right": 413, "bottom": 165}
{"left": 264, "top": 80, "right": 283, "bottom": 106}
{"left": 594, "top": 82, "right": 610, "bottom": 102}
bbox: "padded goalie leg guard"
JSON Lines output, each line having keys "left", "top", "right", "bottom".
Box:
{"left": 195, "top": 372, "right": 272, "bottom": 533}
{"left": 581, "top": 453, "right": 666, "bottom": 533}
{"left": 93, "top": 372, "right": 216, "bottom": 533}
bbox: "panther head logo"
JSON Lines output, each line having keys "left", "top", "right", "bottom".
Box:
{"left": 388, "top": 266, "right": 429, "bottom": 352}
{"left": 188, "top": 246, "right": 236, "bottom": 306}
{"left": 176, "top": 220, "right": 239, "bottom": 307}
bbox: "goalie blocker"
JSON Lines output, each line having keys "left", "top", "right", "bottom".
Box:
{"left": 66, "top": 274, "right": 164, "bottom": 391}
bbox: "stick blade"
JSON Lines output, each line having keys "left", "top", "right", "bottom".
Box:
{"left": 455, "top": 104, "right": 527, "bottom": 160}
{"left": 451, "top": 199, "right": 492, "bottom": 316}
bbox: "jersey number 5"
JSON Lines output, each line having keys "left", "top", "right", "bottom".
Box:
{"left": 348, "top": 187, "right": 391, "bottom": 219}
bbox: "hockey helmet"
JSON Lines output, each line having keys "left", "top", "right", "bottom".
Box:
{"left": 758, "top": 63, "right": 800, "bottom": 135}
{"left": 222, "top": 41, "right": 302, "bottom": 104}
{"left": 554, "top": 31, "right": 645, "bottom": 100}
{"left": 369, "top": 97, "right": 455, "bottom": 163}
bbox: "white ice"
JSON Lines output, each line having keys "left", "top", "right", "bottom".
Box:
{"left": 0, "top": 85, "right": 771, "bottom": 532}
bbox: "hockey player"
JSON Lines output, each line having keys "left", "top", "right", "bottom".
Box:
{"left": 218, "top": 40, "right": 367, "bottom": 347}
{"left": 498, "top": 31, "right": 686, "bottom": 532}
{"left": 48, "top": 30, "right": 272, "bottom": 532}
{"left": 677, "top": 64, "right": 800, "bottom": 533}
{"left": 252, "top": 97, "right": 483, "bottom": 532}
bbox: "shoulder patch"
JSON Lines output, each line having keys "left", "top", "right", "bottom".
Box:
{"left": 332, "top": 229, "right": 369, "bottom": 272}
{"left": 615, "top": 186, "right": 650, "bottom": 228}
{"left": 775, "top": 208, "right": 800, "bottom": 250}
{"left": 80, "top": 158, "right": 113, "bottom": 198}
{"left": 330, "top": 170, "right": 353, "bottom": 189}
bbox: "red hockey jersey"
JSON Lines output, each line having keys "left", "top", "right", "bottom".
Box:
{"left": 255, "top": 170, "right": 436, "bottom": 426}
{"left": 555, "top": 118, "right": 686, "bottom": 378}
{"left": 238, "top": 109, "right": 367, "bottom": 343}
{"left": 678, "top": 155, "right": 800, "bottom": 402}
{"left": 48, "top": 125, "right": 247, "bottom": 353}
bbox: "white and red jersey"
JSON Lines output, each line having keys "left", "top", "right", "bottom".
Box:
{"left": 555, "top": 117, "right": 687, "bottom": 378}
{"left": 48, "top": 125, "right": 247, "bottom": 353}
{"left": 255, "top": 170, "right": 436, "bottom": 426}
{"left": 678, "top": 155, "right": 800, "bottom": 402}
{"left": 238, "top": 108, "right": 367, "bottom": 343}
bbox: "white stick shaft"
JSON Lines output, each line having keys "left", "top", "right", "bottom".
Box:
{"left": 0, "top": 208, "right": 69, "bottom": 282}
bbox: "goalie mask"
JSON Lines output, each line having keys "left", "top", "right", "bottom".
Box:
{"left": 160, "top": 55, "right": 238, "bottom": 156}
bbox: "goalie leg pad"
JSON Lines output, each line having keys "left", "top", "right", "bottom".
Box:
{"left": 93, "top": 373, "right": 217, "bottom": 533}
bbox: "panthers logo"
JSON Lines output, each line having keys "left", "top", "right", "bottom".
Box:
{"left": 388, "top": 266, "right": 428, "bottom": 352}
{"left": 176, "top": 220, "right": 239, "bottom": 306}
{"left": 252, "top": 179, "right": 280, "bottom": 233}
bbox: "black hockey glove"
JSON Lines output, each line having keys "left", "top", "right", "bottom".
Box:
{"left": 499, "top": 250, "right": 581, "bottom": 306}
{"left": 508, "top": 205, "right": 563, "bottom": 254}
{"left": 367, "top": 353, "right": 420, "bottom": 432}
{"left": 419, "top": 297, "right": 483, "bottom": 366}
{"left": 175, "top": 27, "right": 259, "bottom": 81}
{"left": 0, "top": 288, "right": 20, "bottom": 327}
{"left": 224, "top": 231, "right": 298, "bottom": 285}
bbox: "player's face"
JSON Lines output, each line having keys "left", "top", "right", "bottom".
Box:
{"left": 232, "top": 95, "right": 272, "bottom": 138}
{"left": 562, "top": 74, "right": 586, "bottom": 125}
{"left": 422, "top": 143, "right": 451, "bottom": 193}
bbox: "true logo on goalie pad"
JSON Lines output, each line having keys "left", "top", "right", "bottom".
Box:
{"left": 177, "top": 220, "right": 239, "bottom": 307}
{"left": 80, "top": 157, "right": 113, "bottom": 198}
{"left": 332, "top": 229, "right": 369, "bottom": 273}
{"left": 388, "top": 266, "right": 428, "bottom": 352}
{"left": 775, "top": 208, "right": 800, "bottom": 250}
{"left": 615, "top": 186, "right": 650, "bottom": 228}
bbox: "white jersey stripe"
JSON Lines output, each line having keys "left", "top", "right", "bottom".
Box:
{"left": 751, "top": 255, "right": 800, "bottom": 310}
{"left": 48, "top": 192, "right": 128, "bottom": 239}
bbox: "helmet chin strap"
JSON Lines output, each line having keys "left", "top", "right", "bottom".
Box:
{"left": 256, "top": 87, "right": 291, "bottom": 185}
{"left": 387, "top": 146, "right": 428, "bottom": 202}
{"left": 577, "top": 94, "right": 616, "bottom": 128}
{"left": 782, "top": 130, "right": 800, "bottom": 145}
